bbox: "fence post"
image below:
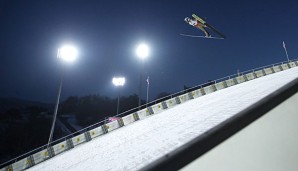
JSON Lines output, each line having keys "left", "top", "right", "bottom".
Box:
{"left": 133, "top": 113, "right": 140, "bottom": 121}
{"left": 28, "top": 155, "right": 35, "bottom": 167}
{"left": 84, "top": 132, "right": 92, "bottom": 142}
{"left": 66, "top": 138, "right": 74, "bottom": 150}
{"left": 161, "top": 101, "right": 168, "bottom": 109}
{"left": 47, "top": 146, "right": 55, "bottom": 158}
{"left": 175, "top": 97, "right": 181, "bottom": 104}
{"left": 117, "top": 118, "right": 125, "bottom": 127}
{"left": 147, "top": 106, "right": 154, "bottom": 115}
{"left": 101, "top": 125, "right": 109, "bottom": 134}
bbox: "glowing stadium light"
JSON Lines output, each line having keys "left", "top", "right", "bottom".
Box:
{"left": 112, "top": 77, "right": 126, "bottom": 87}
{"left": 57, "top": 45, "right": 78, "bottom": 62}
{"left": 112, "top": 77, "right": 126, "bottom": 115}
{"left": 48, "top": 44, "right": 78, "bottom": 148}
{"left": 136, "top": 43, "right": 149, "bottom": 60}
{"left": 135, "top": 43, "right": 150, "bottom": 109}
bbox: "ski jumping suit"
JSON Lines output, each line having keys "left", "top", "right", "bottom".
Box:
{"left": 188, "top": 18, "right": 210, "bottom": 37}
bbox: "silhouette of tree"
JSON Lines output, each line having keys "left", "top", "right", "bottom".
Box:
{"left": 60, "top": 96, "right": 79, "bottom": 114}
{"left": 57, "top": 94, "right": 140, "bottom": 127}
{"left": 5, "top": 108, "right": 21, "bottom": 121}
{"left": 155, "top": 92, "right": 171, "bottom": 100}
{"left": 0, "top": 106, "right": 52, "bottom": 164}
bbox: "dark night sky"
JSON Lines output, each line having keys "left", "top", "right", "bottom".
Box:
{"left": 0, "top": 0, "right": 298, "bottom": 103}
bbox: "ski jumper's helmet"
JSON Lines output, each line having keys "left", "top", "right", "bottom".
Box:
{"left": 184, "top": 17, "right": 190, "bottom": 23}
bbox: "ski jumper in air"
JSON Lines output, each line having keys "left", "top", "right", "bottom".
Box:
{"left": 182, "top": 14, "right": 226, "bottom": 39}
{"left": 184, "top": 17, "right": 211, "bottom": 37}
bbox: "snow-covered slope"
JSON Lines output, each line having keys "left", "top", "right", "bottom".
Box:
{"left": 27, "top": 67, "right": 298, "bottom": 171}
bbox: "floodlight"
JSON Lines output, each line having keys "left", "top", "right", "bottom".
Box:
{"left": 136, "top": 43, "right": 149, "bottom": 59}
{"left": 112, "top": 77, "right": 125, "bottom": 115}
{"left": 57, "top": 45, "right": 78, "bottom": 62}
{"left": 113, "top": 77, "right": 126, "bottom": 86}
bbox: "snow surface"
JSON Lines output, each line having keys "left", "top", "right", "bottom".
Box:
{"left": 27, "top": 67, "right": 298, "bottom": 171}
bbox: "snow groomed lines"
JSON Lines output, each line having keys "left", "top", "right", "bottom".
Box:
{"left": 141, "top": 68, "right": 298, "bottom": 171}
{"left": 1, "top": 60, "right": 298, "bottom": 171}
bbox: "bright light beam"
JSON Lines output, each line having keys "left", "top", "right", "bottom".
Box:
{"left": 57, "top": 45, "right": 78, "bottom": 62}
{"left": 136, "top": 43, "right": 149, "bottom": 60}
{"left": 112, "top": 77, "right": 125, "bottom": 115}
{"left": 113, "top": 77, "right": 126, "bottom": 86}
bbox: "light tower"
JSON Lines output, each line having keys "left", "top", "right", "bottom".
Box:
{"left": 48, "top": 45, "right": 78, "bottom": 147}
{"left": 136, "top": 43, "right": 150, "bottom": 109}
{"left": 112, "top": 77, "right": 126, "bottom": 114}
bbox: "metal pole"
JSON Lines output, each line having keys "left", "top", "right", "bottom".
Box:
{"left": 284, "top": 48, "right": 290, "bottom": 62}
{"left": 117, "top": 91, "right": 120, "bottom": 115}
{"left": 138, "top": 61, "right": 144, "bottom": 109}
{"left": 138, "top": 72, "right": 142, "bottom": 108}
{"left": 283, "top": 41, "right": 290, "bottom": 62}
{"left": 146, "top": 76, "right": 149, "bottom": 107}
{"left": 47, "top": 67, "right": 64, "bottom": 148}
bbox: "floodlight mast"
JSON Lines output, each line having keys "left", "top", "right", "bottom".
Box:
{"left": 113, "top": 77, "right": 125, "bottom": 115}
{"left": 136, "top": 43, "right": 150, "bottom": 109}
{"left": 47, "top": 45, "right": 77, "bottom": 148}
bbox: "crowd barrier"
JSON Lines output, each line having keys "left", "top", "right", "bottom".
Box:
{"left": 1, "top": 59, "right": 297, "bottom": 171}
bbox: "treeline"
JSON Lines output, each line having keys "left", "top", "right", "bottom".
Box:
{"left": 0, "top": 92, "right": 172, "bottom": 164}
{"left": 0, "top": 94, "right": 142, "bottom": 164}
{"left": 59, "top": 94, "right": 142, "bottom": 127}
{"left": 0, "top": 106, "right": 55, "bottom": 164}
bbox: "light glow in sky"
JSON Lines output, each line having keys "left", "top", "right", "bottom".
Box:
{"left": 112, "top": 77, "right": 126, "bottom": 86}
{"left": 136, "top": 43, "right": 149, "bottom": 60}
{"left": 58, "top": 45, "right": 78, "bottom": 62}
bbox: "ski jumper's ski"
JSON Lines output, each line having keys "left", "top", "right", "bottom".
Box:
{"left": 180, "top": 33, "right": 224, "bottom": 39}
{"left": 192, "top": 14, "right": 226, "bottom": 39}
